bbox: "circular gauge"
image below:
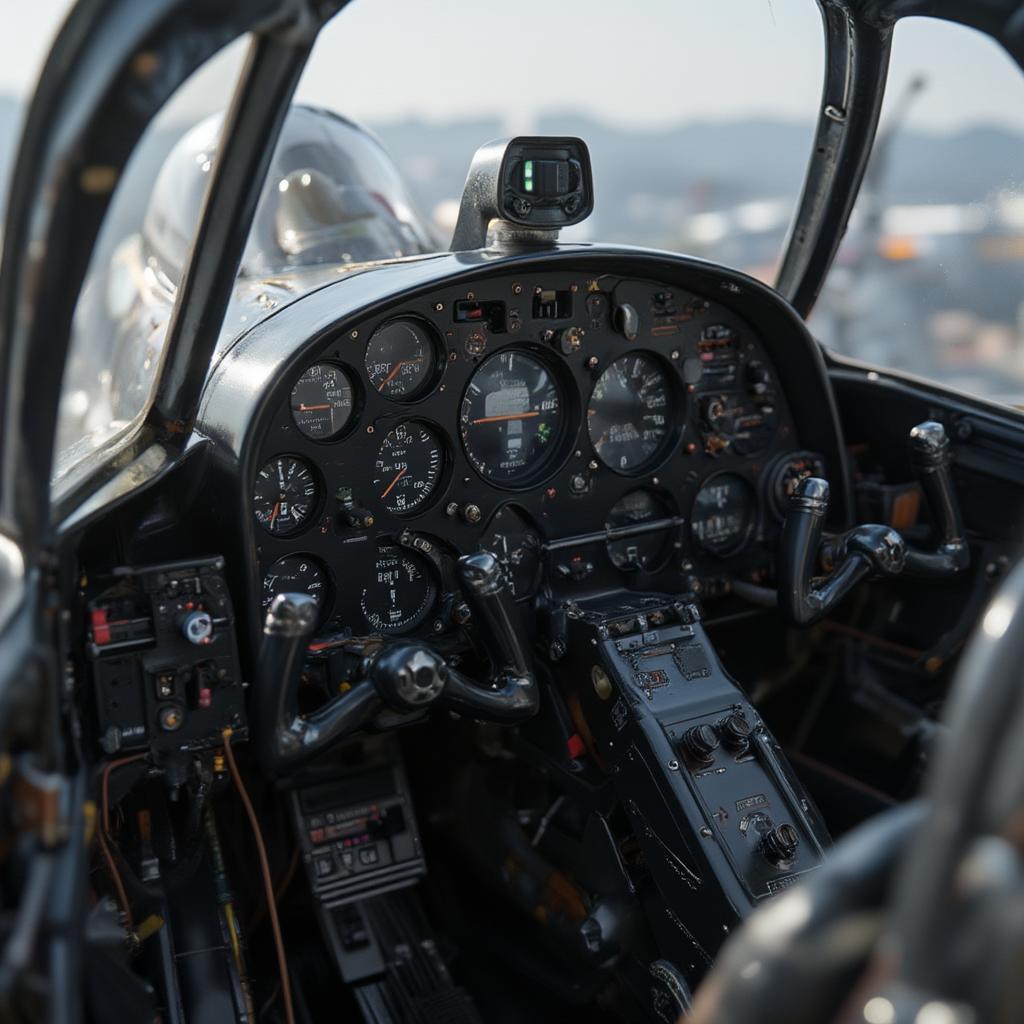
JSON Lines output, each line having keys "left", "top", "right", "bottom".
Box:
{"left": 691, "top": 474, "right": 757, "bottom": 557}
{"left": 481, "top": 505, "right": 543, "bottom": 601}
{"left": 588, "top": 353, "right": 673, "bottom": 473}
{"left": 372, "top": 421, "right": 445, "bottom": 515}
{"left": 460, "top": 349, "right": 565, "bottom": 486}
{"left": 253, "top": 456, "right": 319, "bottom": 536}
{"left": 364, "top": 318, "right": 437, "bottom": 399}
{"left": 606, "top": 490, "right": 675, "bottom": 571}
{"left": 767, "top": 451, "right": 826, "bottom": 520}
{"left": 261, "top": 555, "right": 330, "bottom": 619}
{"left": 290, "top": 363, "right": 355, "bottom": 440}
{"left": 360, "top": 545, "right": 436, "bottom": 634}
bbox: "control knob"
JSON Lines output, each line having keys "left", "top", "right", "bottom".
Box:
{"left": 681, "top": 723, "right": 719, "bottom": 764}
{"left": 760, "top": 822, "right": 800, "bottom": 865}
{"left": 719, "top": 711, "right": 753, "bottom": 754}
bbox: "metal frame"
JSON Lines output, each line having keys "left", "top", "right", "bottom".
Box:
{"left": 778, "top": 0, "right": 1024, "bottom": 318}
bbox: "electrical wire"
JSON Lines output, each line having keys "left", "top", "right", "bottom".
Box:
{"left": 96, "top": 753, "right": 146, "bottom": 935}
{"left": 222, "top": 729, "right": 295, "bottom": 1024}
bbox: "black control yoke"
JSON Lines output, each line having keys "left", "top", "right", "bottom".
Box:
{"left": 254, "top": 550, "right": 539, "bottom": 772}
{"left": 779, "top": 421, "right": 969, "bottom": 626}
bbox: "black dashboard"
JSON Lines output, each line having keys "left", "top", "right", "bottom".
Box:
{"left": 197, "top": 247, "right": 849, "bottom": 657}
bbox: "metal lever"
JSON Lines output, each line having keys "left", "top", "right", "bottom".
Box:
{"left": 441, "top": 551, "right": 540, "bottom": 722}
{"left": 779, "top": 479, "right": 905, "bottom": 626}
{"left": 254, "top": 552, "right": 540, "bottom": 772}
{"left": 904, "top": 421, "right": 969, "bottom": 576}
{"left": 778, "top": 420, "right": 969, "bottom": 627}
{"left": 255, "top": 593, "right": 380, "bottom": 772}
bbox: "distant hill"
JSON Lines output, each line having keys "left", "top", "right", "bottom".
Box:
{"left": 2, "top": 92, "right": 1023, "bottom": 253}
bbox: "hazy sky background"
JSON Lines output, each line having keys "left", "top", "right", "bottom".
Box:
{"left": 2, "top": 0, "right": 1024, "bottom": 134}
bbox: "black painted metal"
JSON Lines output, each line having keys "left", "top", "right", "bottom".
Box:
{"left": 776, "top": 3, "right": 894, "bottom": 318}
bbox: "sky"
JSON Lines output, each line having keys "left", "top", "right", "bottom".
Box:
{"left": 3, "top": 0, "right": 1024, "bottom": 135}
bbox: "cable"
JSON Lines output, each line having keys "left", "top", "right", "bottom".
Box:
{"left": 222, "top": 729, "right": 295, "bottom": 1024}
{"left": 96, "top": 753, "right": 146, "bottom": 935}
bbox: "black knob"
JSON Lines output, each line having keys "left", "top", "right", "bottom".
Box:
{"left": 761, "top": 823, "right": 800, "bottom": 865}
{"left": 719, "top": 711, "right": 753, "bottom": 753}
{"left": 682, "top": 724, "right": 720, "bottom": 763}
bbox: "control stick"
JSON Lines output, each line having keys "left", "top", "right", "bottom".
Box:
{"left": 255, "top": 551, "right": 539, "bottom": 773}
{"left": 779, "top": 421, "right": 968, "bottom": 626}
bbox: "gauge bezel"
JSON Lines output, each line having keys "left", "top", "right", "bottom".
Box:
{"left": 371, "top": 418, "right": 451, "bottom": 518}
{"left": 587, "top": 350, "right": 683, "bottom": 477}
{"left": 458, "top": 344, "right": 578, "bottom": 491}
{"left": 252, "top": 454, "right": 323, "bottom": 538}
{"left": 289, "top": 360, "right": 361, "bottom": 443}
{"left": 363, "top": 315, "right": 444, "bottom": 403}
{"left": 690, "top": 471, "right": 758, "bottom": 558}
{"left": 261, "top": 553, "right": 334, "bottom": 625}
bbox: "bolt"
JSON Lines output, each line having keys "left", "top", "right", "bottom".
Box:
{"left": 432, "top": 619, "right": 444, "bottom": 634}
{"left": 585, "top": 356, "right": 599, "bottom": 370}
{"left": 463, "top": 503, "right": 482, "bottom": 524}
{"left": 588, "top": 460, "right": 599, "bottom": 471}
{"left": 434, "top": 302, "right": 444, "bottom": 312}
{"left": 668, "top": 759, "right": 679, "bottom": 770}
{"left": 671, "top": 349, "right": 680, "bottom": 360}
{"left": 452, "top": 602, "right": 471, "bottom": 625}
{"left": 550, "top": 640, "right": 567, "bottom": 661}
{"left": 350, "top": 330, "right": 359, "bottom": 340}
{"left": 512, "top": 283, "right": 522, "bottom": 295}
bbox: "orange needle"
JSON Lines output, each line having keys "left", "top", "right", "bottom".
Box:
{"left": 297, "top": 403, "right": 331, "bottom": 411}
{"left": 379, "top": 467, "right": 407, "bottom": 499}
{"left": 269, "top": 501, "right": 281, "bottom": 526}
{"left": 470, "top": 411, "right": 541, "bottom": 426}
{"left": 378, "top": 360, "right": 412, "bottom": 391}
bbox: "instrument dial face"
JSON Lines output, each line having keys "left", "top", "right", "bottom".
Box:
{"left": 364, "top": 318, "right": 436, "bottom": 399}
{"left": 460, "top": 350, "right": 564, "bottom": 486}
{"left": 588, "top": 353, "right": 673, "bottom": 473}
{"left": 691, "top": 474, "right": 757, "bottom": 556}
{"left": 253, "top": 456, "right": 319, "bottom": 536}
{"left": 360, "top": 545, "right": 436, "bottom": 634}
{"left": 372, "top": 422, "right": 444, "bottom": 515}
{"left": 290, "top": 363, "right": 355, "bottom": 440}
{"left": 262, "top": 555, "right": 330, "bottom": 618}
{"left": 606, "top": 489, "right": 674, "bottom": 571}
{"left": 480, "top": 505, "right": 543, "bottom": 601}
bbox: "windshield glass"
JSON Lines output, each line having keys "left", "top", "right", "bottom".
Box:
{"left": 813, "top": 18, "right": 1024, "bottom": 407}
{"left": 292, "top": 0, "right": 824, "bottom": 273}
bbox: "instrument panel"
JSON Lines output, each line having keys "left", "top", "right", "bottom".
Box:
{"left": 236, "top": 263, "right": 830, "bottom": 639}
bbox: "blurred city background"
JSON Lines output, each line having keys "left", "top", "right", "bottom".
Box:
{"left": 3, "top": 0, "right": 1024, "bottom": 406}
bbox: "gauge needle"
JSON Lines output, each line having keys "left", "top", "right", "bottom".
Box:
{"left": 297, "top": 403, "right": 331, "bottom": 411}
{"left": 379, "top": 467, "right": 407, "bottom": 499}
{"left": 269, "top": 501, "right": 281, "bottom": 527}
{"left": 377, "top": 358, "right": 420, "bottom": 391}
{"left": 470, "top": 411, "right": 541, "bottom": 425}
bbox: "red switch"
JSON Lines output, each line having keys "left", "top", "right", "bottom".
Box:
{"left": 91, "top": 608, "right": 111, "bottom": 646}
{"left": 198, "top": 687, "right": 213, "bottom": 709}
{"left": 567, "top": 733, "right": 586, "bottom": 760}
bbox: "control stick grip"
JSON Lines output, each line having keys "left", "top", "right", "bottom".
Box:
{"left": 442, "top": 551, "right": 539, "bottom": 722}
{"left": 255, "top": 593, "right": 379, "bottom": 772}
{"left": 778, "top": 477, "right": 874, "bottom": 626}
